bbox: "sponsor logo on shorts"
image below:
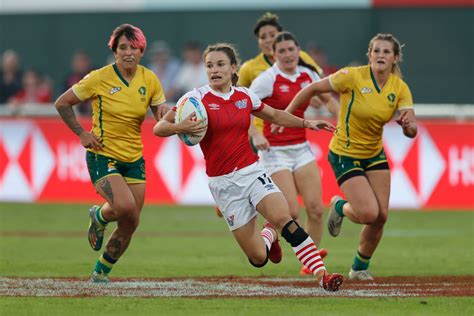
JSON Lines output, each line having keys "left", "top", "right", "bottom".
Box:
{"left": 264, "top": 184, "right": 276, "bottom": 191}
{"left": 226, "top": 215, "right": 235, "bottom": 226}
{"left": 107, "top": 160, "right": 117, "bottom": 172}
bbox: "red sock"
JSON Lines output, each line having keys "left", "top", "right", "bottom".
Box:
{"left": 293, "top": 237, "right": 326, "bottom": 275}
{"left": 260, "top": 227, "right": 276, "bottom": 251}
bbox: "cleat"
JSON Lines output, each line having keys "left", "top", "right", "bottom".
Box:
{"left": 327, "top": 195, "right": 344, "bottom": 237}
{"left": 215, "top": 206, "right": 223, "bottom": 218}
{"left": 90, "top": 271, "right": 110, "bottom": 283}
{"left": 263, "top": 221, "right": 282, "bottom": 264}
{"left": 300, "top": 249, "right": 328, "bottom": 275}
{"left": 88, "top": 205, "right": 106, "bottom": 251}
{"left": 300, "top": 265, "right": 312, "bottom": 276}
{"left": 320, "top": 273, "right": 344, "bottom": 292}
{"left": 319, "top": 248, "right": 328, "bottom": 259}
{"left": 348, "top": 268, "right": 374, "bottom": 281}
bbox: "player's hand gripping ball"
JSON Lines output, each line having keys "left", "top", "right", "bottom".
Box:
{"left": 175, "top": 96, "right": 208, "bottom": 146}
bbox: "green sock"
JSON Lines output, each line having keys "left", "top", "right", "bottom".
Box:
{"left": 352, "top": 251, "right": 371, "bottom": 271}
{"left": 335, "top": 200, "right": 347, "bottom": 217}
{"left": 96, "top": 207, "right": 108, "bottom": 226}
{"left": 94, "top": 252, "right": 117, "bottom": 274}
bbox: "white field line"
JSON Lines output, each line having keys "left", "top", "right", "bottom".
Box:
{"left": 0, "top": 277, "right": 442, "bottom": 298}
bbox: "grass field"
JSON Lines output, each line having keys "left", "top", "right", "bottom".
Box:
{"left": 0, "top": 203, "right": 473, "bottom": 315}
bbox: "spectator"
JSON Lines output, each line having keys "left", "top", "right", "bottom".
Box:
{"left": 8, "top": 68, "right": 52, "bottom": 106}
{"left": 0, "top": 50, "right": 23, "bottom": 104}
{"left": 173, "top": 41, "right": 207, "bottom": 96}
{"left": 147, "top": 41, "right": 181, "bottom": 102}
{"left": 63, "top": 50, "right": 93, "bottom": 115}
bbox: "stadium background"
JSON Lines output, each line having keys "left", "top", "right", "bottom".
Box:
{"left": 0, "top": 0, "right": 472, "bottom": 209}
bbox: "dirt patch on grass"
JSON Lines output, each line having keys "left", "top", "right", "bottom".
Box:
{"left": 1, "top": 276, "right": 472, "bottom": 298}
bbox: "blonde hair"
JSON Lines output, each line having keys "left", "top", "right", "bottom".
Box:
{"left": 367, "top": 33, "right": 404, "bottom": 77}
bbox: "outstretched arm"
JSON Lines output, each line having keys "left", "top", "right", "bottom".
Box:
{"left": 55, "top": 89, "right": 102, "bottom": 150}
{"left": 253, "top": 104, "right": 335, "bottom": 132}
{"left": 286, "top": 78, "right": 335, "bottom": 114}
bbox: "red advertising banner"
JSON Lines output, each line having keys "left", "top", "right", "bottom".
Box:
{"left": 0, "top": 118, "right": 473, "bottom": 210}
{"left": 373, "top": 0, "right": 473, "bottom": 7}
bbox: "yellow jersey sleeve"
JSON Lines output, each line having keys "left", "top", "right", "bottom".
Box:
{"left": 238, "top": 61, "right": 253, "bottom": 88}
{"left": 329, "top": 67, "right": 354, "bottom": 93}
{"left": 150, "top": 75, "right": 166, "bottom": 106}
{"left": 72, "top": 70, "right": 100, "bottom": 101}
{"left": 299, "top": 50, "right": 323, "bottom": 76}
{"left": 397, "top": 80, "right": 414, "bottom": 111}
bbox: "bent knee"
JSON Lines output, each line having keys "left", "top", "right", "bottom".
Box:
{"left": 305, "top": 202, "right": 324, "bottom": 220}
{"left": 113, "top": 200, "right": 137, "bottom": 215}
{"left": 356, "top": 207, "right": 379, "bottom": 224}
{"left": 117, "top": 212, "right": 140, "bottom": 233}
{"left": 374, "top": 210, "right": 388, "bottom": 226}
{"left": 248, "top": 251, "right": 268, "bottom": 268}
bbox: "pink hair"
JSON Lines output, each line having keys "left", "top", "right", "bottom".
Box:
{"left": 107, "top": 24, "right": 147, "bottom": 52}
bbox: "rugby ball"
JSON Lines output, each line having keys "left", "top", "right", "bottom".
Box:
{"left": 175, "top": 96, "right": 208, "bottom": 146}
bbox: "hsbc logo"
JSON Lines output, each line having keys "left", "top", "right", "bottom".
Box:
{"left": 153, "top": 137, "right": 212, "bottom": 204}
{"left": 383, "top": 124, "right": 446, "bottom": 208}
{"left": 0, "top": 121, "right": 55, "bottom": 201}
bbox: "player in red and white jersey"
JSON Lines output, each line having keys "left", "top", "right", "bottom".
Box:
{"left": 250, "top": 32, "right": 338, "bottom": 276}
{"left": 153, "top": 43, "right": 343, "bottom": 291}
{"left": 177, "top": 84, "right": 263, "bottom": 177}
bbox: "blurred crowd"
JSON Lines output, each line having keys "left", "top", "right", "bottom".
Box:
{"left": 0, "top": 40, "right": 340, "bottom": 116}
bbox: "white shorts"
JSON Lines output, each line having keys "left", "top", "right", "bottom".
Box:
{"left": 258, "top": 141, "right": 316, "bottom": 176}
{"left": 208, "top": 161, "right": 282, "bottom": 231}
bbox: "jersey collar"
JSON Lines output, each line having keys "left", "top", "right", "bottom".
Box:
{"left": 113, "top": 63, "right": 130, "bottom": 87}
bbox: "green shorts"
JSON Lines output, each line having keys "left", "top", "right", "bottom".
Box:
{"left": 86, "top": 151, "right": 146, "bottom": 185}
{"left": 328, "top": 149, "right": 389, "bottom": 186}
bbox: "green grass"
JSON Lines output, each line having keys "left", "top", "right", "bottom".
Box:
{"left": 1, "top": 297, "right": 473, "bottom": 316}
{"left": 0, "top": 203, "right": 473, "bottom": 315}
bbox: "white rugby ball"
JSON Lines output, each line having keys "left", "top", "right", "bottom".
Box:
{"left": 175, "top": 96, "right": 208, "bottom": 146}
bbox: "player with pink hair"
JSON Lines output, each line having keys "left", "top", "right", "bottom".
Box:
{"left": 55, "top": 24, "right": 168, "bottom": 283}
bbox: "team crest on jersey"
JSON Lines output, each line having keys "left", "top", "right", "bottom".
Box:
{"left": 387, "top": 93, "right": 396, "bottom": 107}
{"left": 109, "top": 87, "right": 121, "bottom": 95}
{"left": 234, "top": 99, "right": 248, "bottom": 109}
{"left": 226, "top": 215, "right": 235, "bottom": 226}
{"left": 361, "top": 87, "right": 373, "bottom": 94}
{"left": 208, "top": 103, "right": 220, "bottom": 110}
{"left": 138, "top": 86, "right": 147, "bottom": 102}
{"left": 279, "top": 84, "right": 290, "bottom": 93}
{"left": 300, "top": 81, "right": 310, "bottom": 89}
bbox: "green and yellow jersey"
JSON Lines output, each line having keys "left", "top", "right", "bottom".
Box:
{"left": 73, "top": 63, "right": 165, "bottom": 162}
{"left": 238, "top": 51, "right": 322, "bottom": 130}
{"left": 329, "top": 65, "right": 413, "bottom": 158}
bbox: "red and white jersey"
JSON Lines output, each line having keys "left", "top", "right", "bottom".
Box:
{"left": 177, "top": 85, "right": 264, "bottom": 177}
{"left": 250, "top": 64, "right": 321, "bottom": 146}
